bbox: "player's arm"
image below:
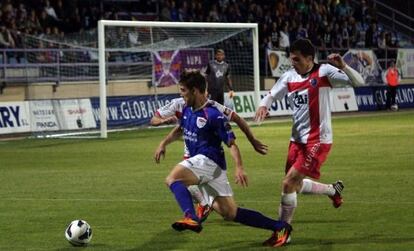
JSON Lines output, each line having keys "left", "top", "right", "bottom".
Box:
{"left": 213, "top": 112, "right": 248, "bottom": 187}
{"left": 150, "top": 113, "right": 178, "bottom": 126}
{"left": 154, "top": 125, "right": 182, "bottom": 163}
{"left": 230, "top": 112, "right": 268, "bottom": 155}
{"left": 226, "top": 65, "right": 234, "bottom": 98}
{"left": 255, "top": 73, "right": 289, "bottom": 122}
{"left": 326, "top": 53, "right": 365, "bottom": 87}
{"left": 228, "top": 140, "right": 248, "bottom": 187}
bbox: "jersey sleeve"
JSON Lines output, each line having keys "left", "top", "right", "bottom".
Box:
{"left": 259, "top": 71, "right": 289, "bottom": 108}
{"left": 320, "top": 64, "right": 365, "bottom": 87}
{"left": 209, "top": 110, "right": 235, "bottom": 147}
{"left": 226, "top": 63, "right": 231, "bottom": 78}
{"left": 156, "top": 98, "right": 184, "bottom": 118}
{"left": 205, "top": 62, "right": 211, "bottom": 75}
{"left": 319, "top": 64, "right": 350, "bottom": 87}
{"left": 209, "top": 100, "right": 234, "bottom": 121}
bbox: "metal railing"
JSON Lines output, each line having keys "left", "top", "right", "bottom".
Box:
{"left": 0, "top": 48, "right": 152, "bottom": 84}
{"left": 0, "top": 46, "right": 405, "bottom": 84}
{"left": 373, "top": 0, "right": 414, "bottom": 39}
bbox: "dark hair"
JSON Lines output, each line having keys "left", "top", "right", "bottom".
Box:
{"left": 290, "top": 39, "right": 315, "bottom": 59}
{"left": 179, "top": 70, "right": 206, "bottom": 93}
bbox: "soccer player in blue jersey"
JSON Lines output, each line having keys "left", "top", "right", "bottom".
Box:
{"left": 154, "top": 71, "right": 292, "bottom": 247}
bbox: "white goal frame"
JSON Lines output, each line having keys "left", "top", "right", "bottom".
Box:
{"left": 98, "top": 20, "right": 260, "bottom": 138}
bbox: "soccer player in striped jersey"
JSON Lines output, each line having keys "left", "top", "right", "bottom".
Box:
{"left": 255, "top": 39, "right": 365, "bottom": 243}
{"left": 154, "top": 71, "right": 291, "bottom": 247}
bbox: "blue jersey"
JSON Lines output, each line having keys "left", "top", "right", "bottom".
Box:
{"left": 180, "top": 102, "right": 235, "bottom": 170}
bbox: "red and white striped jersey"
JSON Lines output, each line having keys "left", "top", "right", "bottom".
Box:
{"left": 260, "top": 64, "right": 353, "bottom": 144}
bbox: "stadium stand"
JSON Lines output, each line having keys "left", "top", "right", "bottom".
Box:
{"left": 0, "top": 0, "right": 413, "bottom": 82}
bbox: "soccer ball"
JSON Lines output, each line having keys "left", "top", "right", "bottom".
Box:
{"left": 65, "top": 220, "right": 93, "bottom": 246}
{"left": 390, "top": 104, "right": 399, "bottom": 111}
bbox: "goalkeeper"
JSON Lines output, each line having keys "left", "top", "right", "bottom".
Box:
{"left": 205, "top": 49, "right": 234, "bottom": 105}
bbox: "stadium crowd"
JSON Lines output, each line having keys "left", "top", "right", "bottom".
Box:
{"left": 0, "top": 0, "right": 401, "bottom": 49}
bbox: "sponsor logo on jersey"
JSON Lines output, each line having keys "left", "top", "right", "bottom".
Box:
{"left": 292, "top": 91, "right": 309, "bottom": 107}
{"left": 215, "top": 70, "right": 224, "bottom": 78}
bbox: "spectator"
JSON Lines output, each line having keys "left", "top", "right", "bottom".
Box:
{"left": 383, "top": 60, "right": 400, "bottom": 110}
{"left": 0, "top": 25, "right": 15, "bottom": 49}
{"left": 365, "top": 21, "right": 378, "bottom": 48}
{"left": 279, "top": 22, "right": 290, "bottom": 51}
{"left": 270, "top": 22, "right": 279, "bottom": 48}
{"left": 44, "top": 0, "right": 58, "bottom": 21}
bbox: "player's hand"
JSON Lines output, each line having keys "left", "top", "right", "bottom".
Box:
{"left": 235, "top": 167, "right": 248, "bottom": 187}
{"left": 228, "top": 90, "right": 235, "bottom": 99}
{"left": 163, "top": 116, "right": 178, "bottom": 124}
{"left": 327, "top": 53, "right": 346, "bottom": 69}
{"left": 154, "top": 144, "right": 166, "bottom": 164}
{"left": 254, "top": 106, "right": 269, "bottom": 123}
{"left": 250, "top": 138, "right": 268, "bottom": 155}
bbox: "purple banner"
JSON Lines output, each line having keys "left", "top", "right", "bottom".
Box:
{"left": 153, "top": 49, "right": 210, "bottom": 87}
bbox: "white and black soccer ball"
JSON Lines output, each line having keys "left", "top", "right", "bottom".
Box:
{"left": 391, "top": 104, "right": 399, "bottom": 111}
{"left": 65, "top": 220, "right": 93, "bottom": 246}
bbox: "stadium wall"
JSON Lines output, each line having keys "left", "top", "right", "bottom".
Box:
{"left": 0, "top": 79, "right": 181, "bottom": 102}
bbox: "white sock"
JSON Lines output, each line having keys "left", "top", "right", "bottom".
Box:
{"left": 299, "top": 179, "right": 335, "bottom": 196}
{"left": 187, "top": 185, "right": 207, "bottom": 206}
{"left": 278, "top": 192, "right": 297, "bottom": 224}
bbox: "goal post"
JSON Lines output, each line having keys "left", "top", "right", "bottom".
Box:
{"left": 97, "top": 20, "right": 260, "bottom": 138}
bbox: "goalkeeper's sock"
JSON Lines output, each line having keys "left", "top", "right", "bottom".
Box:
{"left": 278, "top": 192, "right": 297, "bottom": 224}
{"left": 234, "top": 207, "right": 287, "bottom": 231}
{"left": 299, "top": 179, "right": 335, "bottom": 196}
{"left": 169, "top": 181, "right": 199, "bottom": 221}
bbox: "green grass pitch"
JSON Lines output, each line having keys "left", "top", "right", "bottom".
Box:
{"left": 0, "top": 111, "right": 413, "bottom": 250}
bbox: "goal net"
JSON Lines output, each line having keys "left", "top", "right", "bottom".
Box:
{"left": 98, "top": 21, "right": 260, "bottom": 138}
{"left": 17, "top": 21, "right": 259, "bottom": 138}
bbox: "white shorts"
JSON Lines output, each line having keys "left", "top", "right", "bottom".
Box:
{"left": 179, "top": 154, "right": 233, "bottom": 206}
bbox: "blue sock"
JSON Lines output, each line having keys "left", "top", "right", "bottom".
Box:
{"left": 234, "top": 207, "right": 286, "bottom": 231}
{"left": 169, "top": 181, "right": 198, "bottom": 221}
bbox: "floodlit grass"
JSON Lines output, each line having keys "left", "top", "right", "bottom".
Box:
{"left": 0, "top": 110, "right": 413, "bottom": 250}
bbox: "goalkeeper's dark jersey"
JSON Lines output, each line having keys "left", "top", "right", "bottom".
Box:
{"left": 206, "top": 60, "right": 231, "bottom": 104}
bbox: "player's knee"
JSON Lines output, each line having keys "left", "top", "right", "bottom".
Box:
{"left": 221, "top": 208, "right": 237, "bottom": 221}
{"left": 282, "top": 178, "right": 296, "bottom": 193}
{"left": 165, "top": 175, "right": 176, "bottom": 186}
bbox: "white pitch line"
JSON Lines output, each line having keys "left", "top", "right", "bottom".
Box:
{"left": 1, "top": 197, "right": 414, "bottom": 204}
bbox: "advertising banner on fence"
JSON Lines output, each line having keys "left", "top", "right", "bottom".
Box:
{"left": 0, "top": 101, "right": 31, "bottom": 134}
{"left": 53, "top": 99, "right": 96, "bottom": 130}
{"left": 343, "top": 49, "right": 382, "bottom": 85}
{"left": 330, "top": 87, "right": 359, "bottom": 112}
{"left": 29, "top": 100, "right": 59, "bottom": 131}
{"left": 229, "top": 89, "right": 359, "bottom": 119}
{"left": 267, "top": 49, "right": 291, "bottom": 77}
{"left": 396, "top": 49, "right": 414, "bottom": 78}
{"left": 153, "top": 49, "right": 210, "bottom": 87}
{"left": 354, "top": 84, "right": 414, "bottom": 111}
{"left": 230, "top": 91, "right": 292, "bottom": 118}
{"left": 90, "top": 94, "right": 180, "bottom": 128}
